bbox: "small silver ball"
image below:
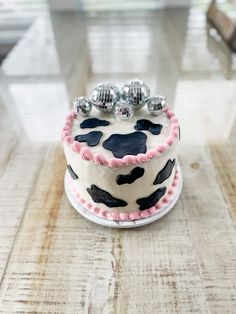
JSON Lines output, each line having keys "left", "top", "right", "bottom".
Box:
{"left": 73, "top": 97, "right": 92, "bottom": 116}
{"left": 92, "top": 83, "right": 120, "bottom": 113}
{"left": 125, "top": 79, "right": 150, "bottom": 110}
{"left": 113, "top": 100, "right": 134, "bottom": 120}
{"left": 146, "top": 96, "right": 166, "bottom": 115}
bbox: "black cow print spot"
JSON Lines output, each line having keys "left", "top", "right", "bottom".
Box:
{"left": 80, "top": 118, "right": 110, "bottom": 129}
{"left": 75, "top": 131, "right": 103, "bottom": 147}
{"left": 134, "top": 119, "right": 162, "bottom": 135}
{"left": 153, "top": 159, "right": 175, "bottom": 185}
{"left": 102, "top": 132, "right": 147, "bottom": 158}
{"left": 136, "top": 187, "right": 166, "bottom": 210}
{"left": 67, "top": 164, "right": 78, "bottom": 180}
{"left": 116, "top": 167, "right": 145, "bottom": 185}
{"left": 87, "top": 184, "right": 127, "bottom": 208}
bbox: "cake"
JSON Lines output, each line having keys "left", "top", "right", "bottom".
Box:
{"left": 62, "top": 80, "right": 181, "bottom": 225}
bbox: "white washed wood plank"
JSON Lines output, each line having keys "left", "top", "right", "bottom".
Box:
{"left": 0, "top": 141, "right": 46, "bottom": 281}
{"left": 210, "top": 143, "right": 236, "bottom": 222}
{"left": 180, "top": 145, "right": 236, "bottom": 313}
{"left": 109, "top": 201, "right": 208, "bottom": 313}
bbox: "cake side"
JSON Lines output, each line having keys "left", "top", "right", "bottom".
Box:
{"left": 63, "top": 139, "right": 179, "bottom": 217}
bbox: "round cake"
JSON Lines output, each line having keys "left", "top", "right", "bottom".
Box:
{"left": 62, "top": 80, "right": 181, "bottom": 225}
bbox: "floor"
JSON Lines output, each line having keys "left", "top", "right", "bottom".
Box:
{"left": 0, "top": 2, "right": 236, "bottom": 313}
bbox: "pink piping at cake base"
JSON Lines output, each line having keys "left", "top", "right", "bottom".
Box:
{"left": 69, "top": 170, "right": 180, "bottom": 222}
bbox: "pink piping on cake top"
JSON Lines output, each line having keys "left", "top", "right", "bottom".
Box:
{"left": 80, "top": 147, "right": 94, "bottom": 161}
{"left": 70, "top": 170, "right": 180, "bottom": 221}
{"left": 72, "top": 141, "right": 81, "bottom": 153}
{"left": 94, "top": 153, "right": 109, "bottom": 166}
{"left": 62, "top": 107, "right": 180, "bottom": 168}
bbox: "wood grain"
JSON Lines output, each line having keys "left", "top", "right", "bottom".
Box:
{"left": 0, "top": 141, "right": 46, "bottom": 281}
{"left": 181, "top": 146, "right": 236, "bottom": 314}
{"left": 210, "top": 143, "right": 236, "bottom": 222}
{"left": 0, "top": 145, "right": 235, "bottom": 313}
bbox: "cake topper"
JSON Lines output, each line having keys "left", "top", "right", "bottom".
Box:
{"left": 121, "top": 79, "right": 150, "bottom": 110}
{"left": 73, "top": 97, "right": 92, "bottom": 116}
{"left": 113, "top": 100, "right": 134, "bottom": 120}
{"left": 92, "top": 83, "right": 120, "bottom": 113}
{"left": 146, "top": 96, "right": 166, "bottom": 115}
{"left": 73, "top": 80, "right": 167, "bottom": 120}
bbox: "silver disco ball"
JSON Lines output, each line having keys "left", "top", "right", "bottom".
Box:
{"left": 122, "top": 79, "right": 150, "bottom": 110}
{"left": 113, "top": 100, "right": 134, "bottom": 120}
{"left": 92, "top": 83, "right": 120, "bottom": 113}
{"left": 73, "top": 97, "right": 92, "bottom": 116}
{"left": 146, "top": 96, "right": 166, "bottom": 115}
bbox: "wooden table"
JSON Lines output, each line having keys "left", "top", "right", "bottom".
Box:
{"left": 0, "top": 5, "right": 236, "bottom": 313}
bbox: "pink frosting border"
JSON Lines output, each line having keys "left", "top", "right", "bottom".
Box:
{"left": 69, "top": 170, "right": 180, "bottom": 221}
{"left": 61, "top": 107, "right": 180, "bottom": 168}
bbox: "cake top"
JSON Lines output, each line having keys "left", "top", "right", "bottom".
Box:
{"left": 62, "top": 79, "right": 180, "bottom": 168}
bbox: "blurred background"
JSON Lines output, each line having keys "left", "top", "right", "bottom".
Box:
{"left": 0, "top": 0, "right": 235, "bottom": 149}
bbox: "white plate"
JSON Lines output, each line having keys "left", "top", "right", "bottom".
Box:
{"left": 64, "top": 164, "right": 183, "bottom": 228}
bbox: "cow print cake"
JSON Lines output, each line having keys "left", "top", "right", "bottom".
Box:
{"left": 62, "top": 80, "right": 180, "bottom": 222}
